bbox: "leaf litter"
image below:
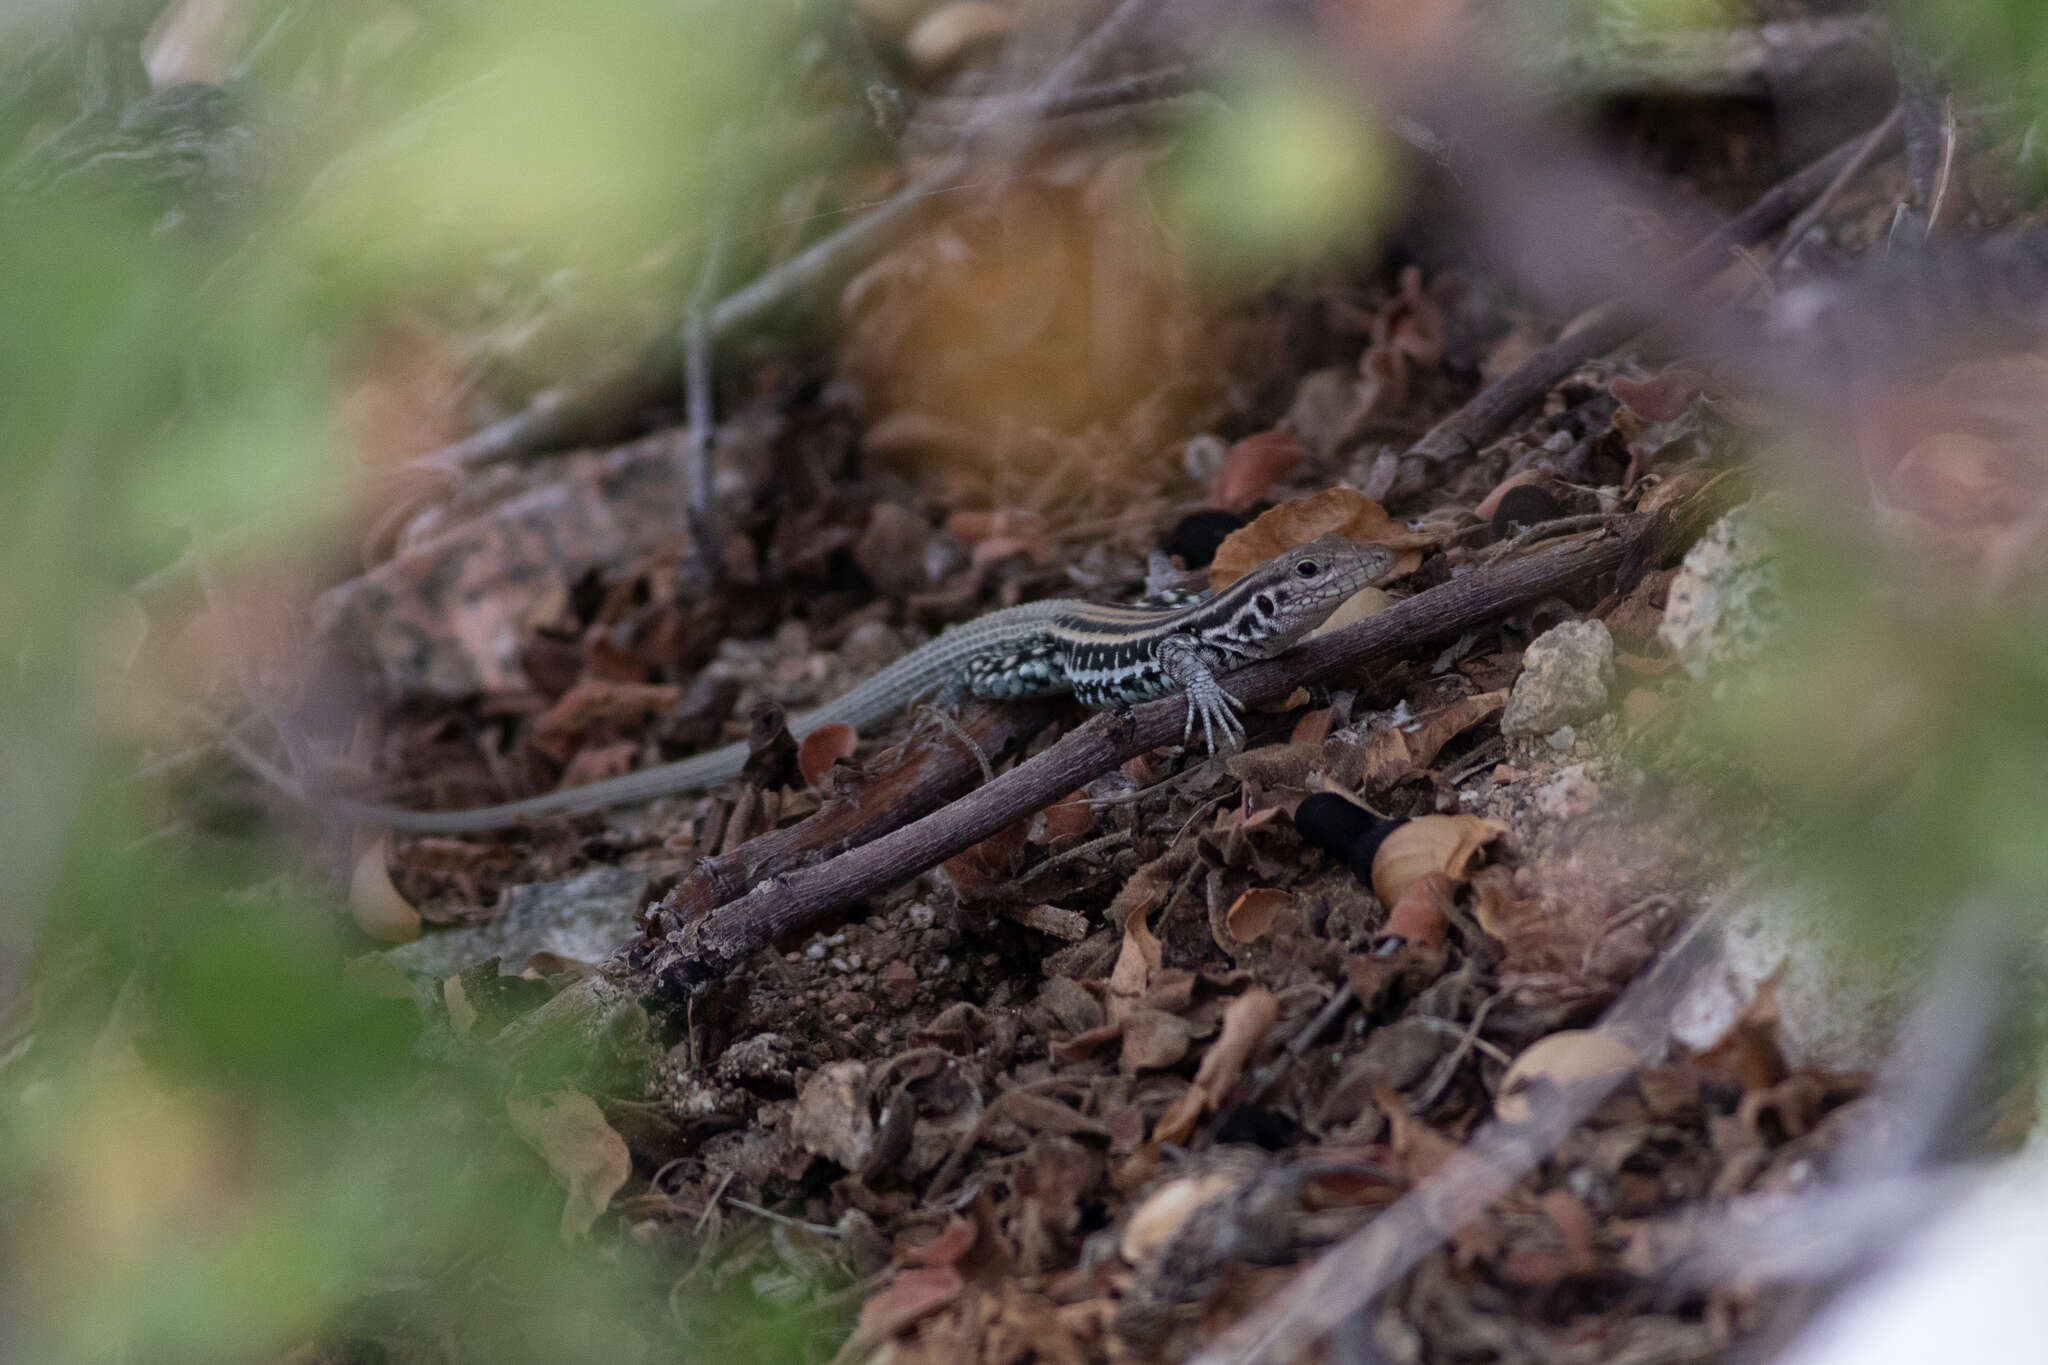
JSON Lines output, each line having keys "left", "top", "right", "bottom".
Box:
{"left": 131, "top": 9, "right": 2048, "bottom": 1362}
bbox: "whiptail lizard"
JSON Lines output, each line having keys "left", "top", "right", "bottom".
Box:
{"left": 336, "top": 534, "right": 1395, "bottom": 832}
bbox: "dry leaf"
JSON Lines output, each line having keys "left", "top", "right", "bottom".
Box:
{"left": 1210, "top": 489, "right": 1418, "bottom": 590}
{"left": 1495, "top": 1031, "right": 1641, "bottom": 1124}
{"left": 1223, "top": 888, "right": 1291, "bottom": 944}
{"left": 1468, "top": 864, "right": 1542, "bottom": 940}
{"left": 1035, "top": 790, "right": 1096, "bottom": 843}
{"left": 1693, "top": 979, "right": 1790, "bottom": 1093}
{"left": 798, "top": 723, "right": 859, "bottom": 788}
{"left": 530, "top": 680, "right": 679, "bottom": 757}
{"left": 1885, "top": 431, "right": 2026, "bottom": 529}
{"left": 1358, "top": 691, "right": 1507, "bottom": 791}
{"left": 1612, "top": 368, "right": 1709, "bottom": 424}
{"left": 853, "top": 1264, "right": 964, "bottom": 1346}
{"left": 903, "top": 1214, "right": 979, "bottom": 1267}
{"left": 1289, "top": 707, "right": 1334, "bottom": 746}
{"left": 1151, "top": 988, "right": 1279, "bottom": 1145}
{"left": 1357, "top": 340, "right": 1410, "bottom": 418}
{"left": 1119, "top": 1010, "right": 1193, "bottom": 1073}
{"left": 349, "top": 837, "right": 421, "bottom": 944}
{"left": 971, "top": 534, "right": 1057, "bottom": 570}
{"left": 507, "top": 1090, "right": 631, "bottom": 1241}
{"left": 1370, "top": 814, "right": 1506, "bottom": 906}
{"left": 1107, "top": 849, "right": 1190, "bottom": 1007}
{"left": 1209, "top": 428, "right": 1304, "bottom": 510}
{"left": 994, "top": 1091, "right": 1111, "bottom": 1138}
{"left": 317, "top": 437, "right": 733, "bottom": 696}
{"left": 943, "top": 818, "right": 1030, "bottom": 896}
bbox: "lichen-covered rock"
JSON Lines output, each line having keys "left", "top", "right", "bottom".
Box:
{"left": 1660, "top": 501, "right": 1783, "bottom": 678}
{"left": 1502, "top": 619, "right": 1616, "bottom": 738}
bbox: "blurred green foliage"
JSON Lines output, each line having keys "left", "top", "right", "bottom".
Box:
{"left": 0, "top": 2, "right": 834, "bottom": 1360}
{"left": 1157, "top": 46, "right": 1399, "bottom": 279}
{"left": 1688, "top": 505, "right": 2048, "bottom": 954}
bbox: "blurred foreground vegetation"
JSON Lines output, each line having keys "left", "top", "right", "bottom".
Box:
{"left": 9, "top": 0, "right": 2048, "bottom": 1360}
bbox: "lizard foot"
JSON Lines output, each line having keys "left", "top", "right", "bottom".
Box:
{"left": 1179, "top": 678, "right": 1247, "bottom": 755}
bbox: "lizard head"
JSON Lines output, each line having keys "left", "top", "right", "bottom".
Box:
{"left": 1224, "top": 533, "right": 1397, "bottom": 653}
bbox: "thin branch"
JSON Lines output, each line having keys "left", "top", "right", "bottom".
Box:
{"left": 620, "top": 521, "right": 1643, "bottom": 994}
{"left": 427, "top": 151, "right": 969, "bottom": 474}
{"left": 1025, "top": 0, "right": 1164, "bottom": 115}
{"left": 639, "top": 695, "right": 1062, "bottom": 928}
{"left": 1924, "top": 95, "right": 1960, "bottom": 240}
{"left": 682, "top": 180, "right": 734, "bottom": 582}
{"left": 1641, "top": 1165, "right": 1996, "bottom": 1290}
{"left": 1186, "top": 916, "right": 1722, "bottom": 1365}
{"left": 1892, "top": 35, "right": 1944, "bottom": 239}
{"left": 1403, "top": 110, "right": 1902, "bottom": 470}
{"left": 1773, "top": 106, "right": 1903, "bottom": 268}
{"left": 906, "top": 63, "right": 1209, "bottom": 132}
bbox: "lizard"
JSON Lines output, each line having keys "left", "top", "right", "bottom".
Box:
{"left": 334, "top": 534, "right": 1395, "bottom": 833}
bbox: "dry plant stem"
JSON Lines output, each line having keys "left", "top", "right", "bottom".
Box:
{"left": 1656, "top": 1164, "right": 1996, "bottom": 1289}
{"left": 1925, "top": 96, "right": 1959, "bottom": 239}
{"left": 1893, "top": 36, "right": 1944, "bottom": 237}
{"left": 653, "top": 698, "right": 1061, "bottom": 924}
{"left": 1020, "top": 0, "right": 1164, "bottom": 117}
{"left": 909, "top": 64, "right": 1207, "bottom": 131}
{"left": 1404, "top": 111, "right": 1901, "bottom": 469}
{"left": 627, "top": 523, "right": 1641, "bottom": 992}
{"left": 682, "top": 190, "right": 731, "bottom": 581}
{"left": 1772, "top": 106, "right": 1904, "bottom": 268}
{"left": 1187, "top": 916, "right": 1721, "bottom": 1365}
{"left": 431, "top": 153, "right": 967, "bottom": 473}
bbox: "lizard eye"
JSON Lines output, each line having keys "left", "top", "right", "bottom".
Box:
{"left": 1295, "top": 560, "right": 1321, "bottom": 578}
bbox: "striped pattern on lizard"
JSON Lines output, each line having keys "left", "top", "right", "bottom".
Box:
{"left": 335, "top": 533, "right": 1395, "bottom": 833}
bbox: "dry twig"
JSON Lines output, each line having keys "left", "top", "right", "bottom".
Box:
{"left": 620, "top": 520, "right": 1647, "bottom": 995}
{"left": 1187, "top": 917, "right": 1722, "bottom": 1365}
{"left": 1397, "top": 111, "right": 1903, "bottom": 476}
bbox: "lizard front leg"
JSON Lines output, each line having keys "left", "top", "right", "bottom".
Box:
{"left": 1154, "top": 634, "right": 1246, "bottom": 754}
